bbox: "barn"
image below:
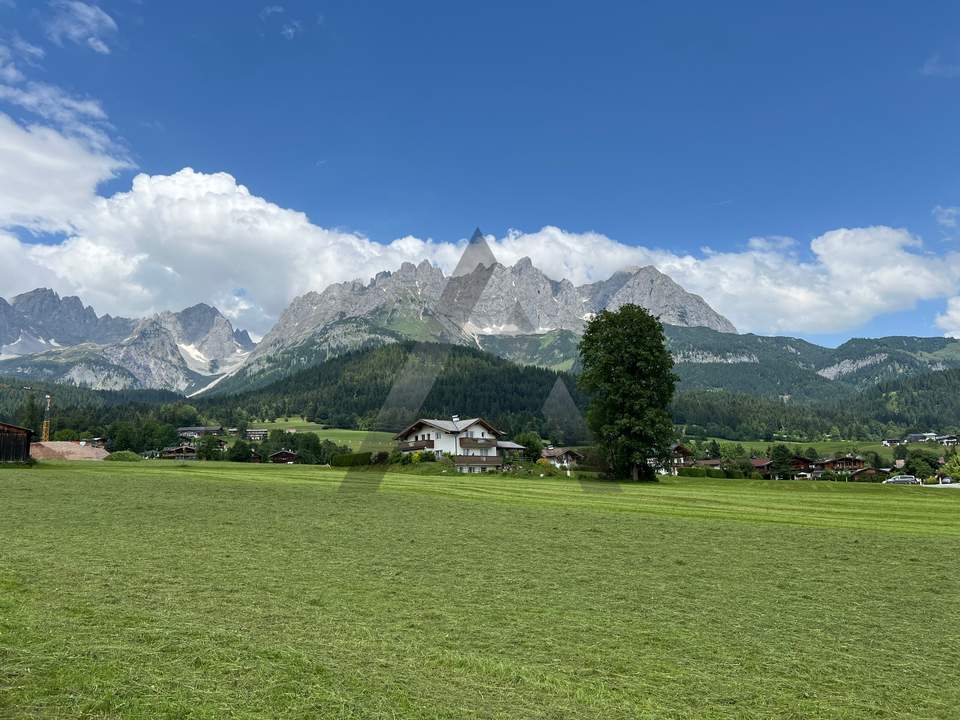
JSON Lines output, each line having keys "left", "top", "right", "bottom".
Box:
{"left": 269, "top": 450, "right": 298, "bottom": 464}
{"left": 0, "top": 421, "right": 33, "bottom": 463}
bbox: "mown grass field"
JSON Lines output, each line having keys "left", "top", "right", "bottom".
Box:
{"left": 2, "top": 462, "right": 959, "bottom": 718}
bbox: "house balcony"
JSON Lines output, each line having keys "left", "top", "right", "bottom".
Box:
{"left": 454, "top": 455, "right": 502, "bottom": 466}
{"left": 397, "top": 439, "right": 435, "bottom": 452}
{"left": 458, "top": 437, "right": 497, "bottom": 449}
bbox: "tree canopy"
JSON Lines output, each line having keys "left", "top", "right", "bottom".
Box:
{"left": 578, "top": 305, "right": 677, "bottom": 481}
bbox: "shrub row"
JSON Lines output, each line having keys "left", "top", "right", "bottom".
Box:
{"left": 331, "top": 452, "right": 373, "bottom": 467}
{"left": 677, "top": 467, "right": 756, "bottom": 479}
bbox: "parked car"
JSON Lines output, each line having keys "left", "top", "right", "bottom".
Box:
{"left": 882, "top": 475, "right": 920, "bottom": 485}
{"left": 938, "top": 477, "right": 955, "bottom": 484}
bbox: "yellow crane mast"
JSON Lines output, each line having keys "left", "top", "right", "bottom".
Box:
{"left": 41, "top": 393, "right": 52, "bottom": 442}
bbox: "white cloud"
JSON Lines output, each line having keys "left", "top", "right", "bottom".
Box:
{"left": 485, "top": 225, "right": 960, "bottom": 334}
{"left": 45, "top": 1, "right": 117, "bottom": 55}
{"left": 0, "top": 44, "right": 22, "bottom": 82}
{"left": 934, "top": 205, "right": 959, "bottom": 229}
{"left": 2, "top": 166, "right": 959, "bottom": 336}
{"left": 0, "top": 81, "right": 116, "bottom": 148}
{"left": 0, "top": 112, "right": 127, "bottom": 232}
{"left": 11, "top": 35, "right": 45, "bottom": 62}
{"left": 921, "top": 53, "right": 960, "bottom": 79}
{"left": 259, "top": 5, "right": 284, "bottom": 20}
{"left": 280, "top": 20, "right": 303, "bottom": 39}
{"left": 0, "top": 42, "right": 129, "bottom": 232}
{"left": 936, "top": 298, "right": 960, "bottom": 337}
{"left": 0, "top": 169, "right": 464, "bottom": 332}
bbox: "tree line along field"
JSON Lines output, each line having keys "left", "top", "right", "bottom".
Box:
{"left": 2, "top": 462, "right": 959, "bottom": 718}
{"left": 694, "top": 437, "right": 941, "bottom": 461}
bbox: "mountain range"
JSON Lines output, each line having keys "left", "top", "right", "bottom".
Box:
{"left": 0, "top": 289, "right": 253, "bottom": 394}
{"left": 4, "top": 235, "right": 960, "bottom": 405}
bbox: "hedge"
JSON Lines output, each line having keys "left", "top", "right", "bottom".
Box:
{"left": 331, "top": 452, "right": 373, "bottom": 467}
{"left": 104, "top": 450, "right": 143, "bottom": 462}
{"left": 677, "top": 467, "right": 747, "bottom": 479}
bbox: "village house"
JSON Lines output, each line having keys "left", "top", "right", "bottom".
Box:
{"left": 177, "top": 426, "right": 223, "bottom": 440}
{"left": 245, "top": 428, "right": 269, "bottom": 442}
{"left": 160, "top": 445, "right": 197, "bottom": 460}
{"left": 394, "top": 416, "right": 526, "bottom": 473}
{"left": 850, "top": 467, "right": 884, "bottom": 481}
{"left": 269, "top": 450, "right": 298, "bottom": 464}
{"left": 541, "top": 446, "right": 584, "bottom": 468}
{"left": 670, "top": 443, "right": 695, "bottom": 472}
{"left": 813, "top": 454, "right": 865, "bottom": 474}
{"left": 695, "top": 458, "right": 725, "bottom": 469}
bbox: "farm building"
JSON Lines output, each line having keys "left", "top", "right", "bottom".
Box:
{"left": 161, "top": 445, "right": 198, "bottom": 460}
{"left": 270, "top": 450, "right": 298, "bottom": 464}
{"left": 0, "top": 421, "right": 33, "bottom": 463}
{"left": 176, "top": 426, "right": 223, "bottom": 439}
{"left": 542, "top": 447, "right": 584, "bottom": 468}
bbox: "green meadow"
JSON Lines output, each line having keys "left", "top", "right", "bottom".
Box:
{"left": 2, "top": 462, "right": 959, "bottom": 718}
{"left": 255, "top": 418, "right": 395, "bottom": 451}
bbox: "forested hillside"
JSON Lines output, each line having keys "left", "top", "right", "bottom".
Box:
{"left": 673, "top": 368, "right": 960, "bottom": 441}
{"left": 7, "top": 344, "right": 960, "bottom": 448}
{"left": 196, "top": 343, "right": 589, "bottom": 441}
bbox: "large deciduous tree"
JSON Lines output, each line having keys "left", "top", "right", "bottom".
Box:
{"left": 577, "top": 305, "right": 677, "bottom": 481}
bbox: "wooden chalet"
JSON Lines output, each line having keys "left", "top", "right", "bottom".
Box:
{"left": 160, "top": 445, "right": 197, "bottom": 460}
{"left": 0, "top": 421, "right": 33, "bottom": 463}
{"left": 541, "top": 446, "right": 584, "bottom": 468}
{"left": 269, "top": 450, "right": 298, "bottom": 464}
{"left": 815, "top": 455, "right": 865, "bottom": 473}
{"left": 670, "top": 443, "right": 696, "bottom": 471}
{"left": 850, "top": 467, "right": 883, "bottom": 481}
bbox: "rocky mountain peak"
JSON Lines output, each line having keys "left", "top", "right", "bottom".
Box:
{"left": 250, "top": 243, "right": 737, "bottom": 369}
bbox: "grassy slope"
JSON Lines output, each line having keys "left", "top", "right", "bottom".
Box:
{"left": 259, "top": 417, "right": 395, "bottom": 451}
{"left": 2, "top": 463, "right": 959, "bottom": 719}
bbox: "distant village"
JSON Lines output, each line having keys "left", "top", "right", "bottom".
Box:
{"left": 4, "top": 413, "right": 959, "bottom": 483}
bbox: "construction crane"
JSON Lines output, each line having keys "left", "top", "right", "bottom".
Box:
{"left": 41, "top": 393, "right": 52, "bottom": 442}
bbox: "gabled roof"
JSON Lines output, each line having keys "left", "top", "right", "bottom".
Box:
{"left": 496, "top": 440, "right": 527, "bottom": 450}
{"left": 269, "top": 449, "right": 298, "bottom": 458}
{"left": 0, "top": 421, "right": 33, "bottom": 435}
{"left": 394, "top": 417, "right": 503, "bottom": 439}
{"left": 542, "top": 447, "right": 584, "bottom": 459}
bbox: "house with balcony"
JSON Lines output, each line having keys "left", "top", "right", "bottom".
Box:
{"left": 394, "top": 416, "right": 525, "bottom": 473}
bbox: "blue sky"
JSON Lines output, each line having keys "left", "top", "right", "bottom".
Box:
{"left": 2, "top": 1, "right": 960, "bottom": 341}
